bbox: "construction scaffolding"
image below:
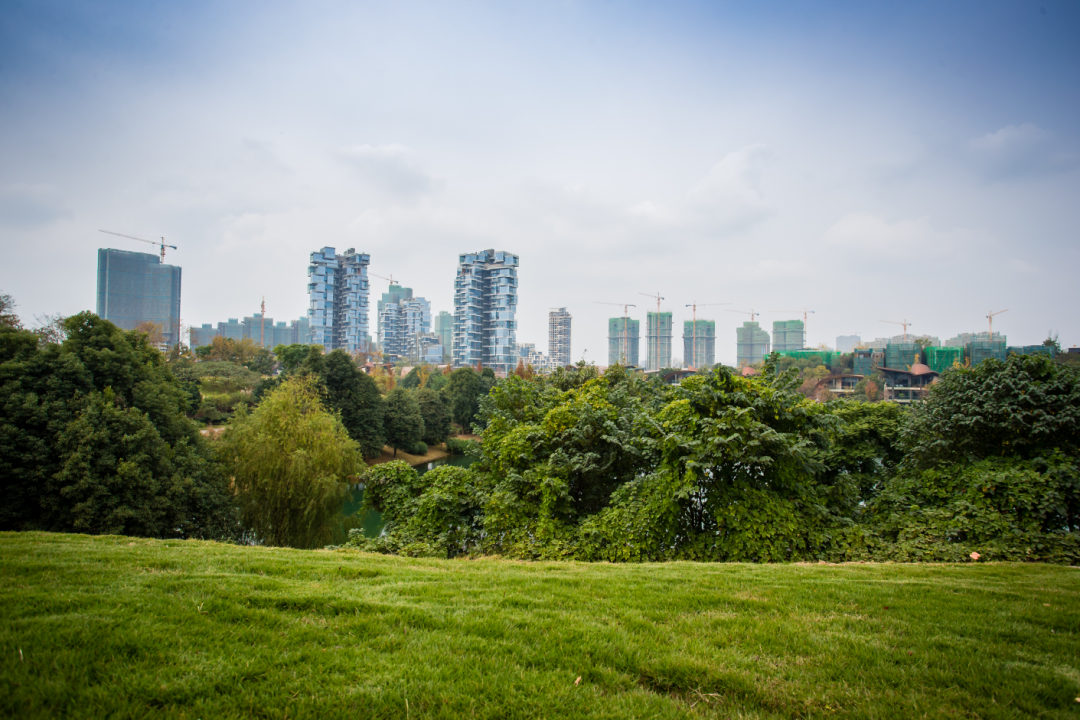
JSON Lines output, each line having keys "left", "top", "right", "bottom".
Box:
{"left": 885, "top": 342, "right": 920, "bottom": 370}
{"left": 925, "top": 346, "right": 963, "bottom": 374}
{"left": 771, "top": 319, "right": 805, "bottom": 351}
{"left": 646, "top": 312, "right": 673, "bottom": 371}
{"left": 966, "top": 336, "right": 1007, "bottom": 367}
{"left": 683, "top": 319, "right": 716, "bottom": 369}
{"left": 852, "top": 348, "right": 884, "bottom": 376}
{"left": 736, "top": 321, "right": 770, "bottom": 367}
{"left": 775, "top": 349, "right": 839, "bottom": 367}
{"left": 607, "top": 317, "right": 640, "bottom": 366}
{"left": 1008, "top": 345, "right": 1056, "bottom": 359}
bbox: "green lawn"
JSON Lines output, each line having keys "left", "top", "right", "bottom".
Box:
{"left": 1, "top": 533, "right": 1078, "bottom": 719}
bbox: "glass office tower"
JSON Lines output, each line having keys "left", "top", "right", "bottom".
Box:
{"left": 96, "top": 248, "right": 182, "bottom": 346}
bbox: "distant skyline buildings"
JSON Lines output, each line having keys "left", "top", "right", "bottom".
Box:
{"left": 645, "top": 311, "right": 673, "bottom": 371}
{"left": 608, "top": 317, "right": 640, "bottom": 366}
{"left": 96, "top": 248, "right": 182, "bottom": 347}
{"left": 308, "top": 247, "right": 370, "bottom": 353}
{"left": 189, "top": 313, "right": 310, "bottom": 349}
{"left": 453, "top": 249, "right": 519, "bottom": 374}
{"left": 683, "top": 319, "right": 716, "bottom": 369}
{"left": 548, "top": 307, "right": 571, "bottom": 368}
{"left": 377, "top": 283, "right": 431, "bottom": 361}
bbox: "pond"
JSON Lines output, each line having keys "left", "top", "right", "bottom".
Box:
{"left": 343, "top": 454, "right": 476, "bottom": 539}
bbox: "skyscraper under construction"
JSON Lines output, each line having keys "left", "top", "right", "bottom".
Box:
{"left": 548, "top": 307, "right": 572, "bottom": 367}
{"left": 646, "top": 311, "right": 673, "bottom": 371}
{"left": 683, "top": 319, "right": 716, "bottom": 369}
{"left": 736, "top": 321, "right": 770, "bottom": 367}
{"left": 607, "top": 317, "right": 640, "bottom": 366}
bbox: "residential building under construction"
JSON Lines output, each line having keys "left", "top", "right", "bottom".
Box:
{"left": 771, "top": 319, "right": 805, "bottom": 351}
{"left": 548, "top": 307, "right": 572, "bottom": 367}
{"left": 607, "top": 317, "right": 640, "bottom": 366}
{"left": 736, "top": 321, "right": 770, "bottom": 367}
{"left": 683, "top": 319, "right": 715, "bottom": 369}
{"left": 646, "top": 311, "right": 673, "bottom": 371}
{"left": 189, "top": 313, "right": 310, "bottom": 349}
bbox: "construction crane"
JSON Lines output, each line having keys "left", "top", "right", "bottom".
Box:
{"left": 881, "top": 319, "right": 913, "bottom": 342}
{"left": 99, "top": 229, "right": 176, "bottom": 262}
{"left": 370, "top": 272, "right": 399, "bottom": 286}
{"left": 685, "top": 301, "right": 731, "bottom": 370}
{"left": 987, "top": 309, "right": 1008, "bottom": 337}
{"left": 726, "top": 309, "right": 763, "bottom": 322}
{"left": 260, "top": 297, "right": 266, "bottom": 349}
{"left": 594, "top": 301, "right": 636, "bottom": 364}
{"left": 770, "top": 307, "right": 815, "bottom": 348}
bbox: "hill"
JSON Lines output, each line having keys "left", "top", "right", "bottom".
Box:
{"left": 2, "top": 532, "right": 1078, "bottom": 718}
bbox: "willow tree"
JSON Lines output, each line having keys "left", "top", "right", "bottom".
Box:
{"left": 223, "top": 377, "right": 361, "bottom": 548}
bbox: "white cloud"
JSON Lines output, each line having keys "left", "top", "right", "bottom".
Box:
{"left": 822, "top": 213, "right": 975, "bottom": 262}
{"left": 337, "top": 144, "right": 439, "bottom": 200}
{"left": 687, "top": 145, "right": 774, "bottom": 235}
{"left": 967, "top": 123, "right": 1079, "bottom": 179}
{"left": 0, "top": 184, "right": 73, "bottom": 227}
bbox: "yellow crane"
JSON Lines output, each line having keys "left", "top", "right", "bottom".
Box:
{"left": 685, "top": 301, "right": 730, "bottom": 369}
{"left": 881, "top": 319, "right": 913, "bottom": 342}
{"left": 99, "top": 229, "right": 177, "bottom": 262}
{"left": 594, "top": 301, "right": 636, "bottom": 364}
{"left": 639, "top": 292, "right": 665, "bottom": 369}
{"left": 987, "top": 309, "right": 1008, "bottom": 337}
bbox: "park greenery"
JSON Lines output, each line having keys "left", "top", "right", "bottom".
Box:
{"left": 1, "top": 296, "right": 1078, "bottom": 564}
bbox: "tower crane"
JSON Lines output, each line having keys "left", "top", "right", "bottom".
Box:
{"left": 99, "top": 229, "right": 176, "bottom": 262}
{"left": 881, "top": 319, "right": 913, "bottom": 342}
{"left": 726, "top": 309, "right": 763, "bottom": 322}
{"left": 370, "top": 272, "right": 399, "bottom": 285}
{"left": 594, "top": 301, "right": 636, "bottom": 365}
{"left": 770, "top": 307, "right": 815, "bottom": 349}
{"left": 987, "top": 309, "right": 1008, "bottom": 337}
{"left": 685, "top": 301, "right": 730, "bottom": 370}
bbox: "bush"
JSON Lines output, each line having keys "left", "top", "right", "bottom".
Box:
{"left": 412, "top": 441, "right": 428, "bottom": 456}
{"left": 444, "top": 437, "right": 481, "bottom": 457}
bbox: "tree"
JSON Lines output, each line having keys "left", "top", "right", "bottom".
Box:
{"left": 444, "top": 367, "right": 482, "bottom": 429}
{"left": 33, "top": 313, "right": 67, "bottom": 345}
{"left": 1044, "top": 332, "right": 1063, "bottom": 354}
{"left": 415, "top": 387, "right": 451, "bottom": 445}
{"left": 322, "top": 349, "right": 385, "bottom": 458}
{"left": 134, "top": 321, "right": 165, "bottom": 346}
{"left": 384, "top": 388, "right": 424, "bottom": 456}
{"left": 222, "top": 377, "right": 360, "bottom": 548}
{"left": 274, "top": 343, "right": 311, "bottom": 372}
{"left": 0, "top": 292, "right": 22, "bottom": 329}
{"left": 900, "top": 353, "right": 1080, "bottom": 470}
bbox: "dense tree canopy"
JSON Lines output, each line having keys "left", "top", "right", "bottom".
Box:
{"left": 415, "top": 387, "right": 451, "bottom": 445}
{"left": 384, "top": 388, "right": 424, "bottom": 456}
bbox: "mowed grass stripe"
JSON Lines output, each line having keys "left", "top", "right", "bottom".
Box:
{"left": 1, "top": 532, "right": 1078, "bottom": 719}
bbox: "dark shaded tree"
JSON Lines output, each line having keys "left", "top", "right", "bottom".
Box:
{"left": 415, "top": 387, "right": 451, "bottom": 445}
{"left": 322, "top": 349, "right": 385, "bottom": 458}
{"left": 384, "top": 387, "right": 424, "bottom": 456}
{"left": 443, "top": 367, "right": 483, "bottom": 429}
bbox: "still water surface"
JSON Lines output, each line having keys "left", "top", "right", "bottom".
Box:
{"left": 344, "top": 454, "right": 476, "bottom": 538}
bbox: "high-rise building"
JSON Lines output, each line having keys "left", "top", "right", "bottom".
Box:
{"left": 453, "top": 249, "right": 518, "bottom": 373}
{"left": 607, "top": 317, "right": 640, "bottom": 366}
{"left": 434, "top": 311, "right": 453, "bottom": 361}
{"left": 379, "top": 287, "right": 431, "bottom": 361}
{"left": 772, "top": 320, "right": 805, "bottom": 351}
{"left": 96, "top": 248, "right": 182, "bottom": 347}
{"left": 736, "top": 321, "right": 770, "bottom": 367}
{"left": 307, "top": 247, "right": 370, "bottom": 353}
{"left": 548, "top": 307, "right": 572, "bottom": 367}
{"left": 189, "top": 314, "right": 311, "bottom": 349}
{"left": 645, "top": 311, "right": 673, "bottom": 371}
{"left": 836, "top": 335, "right": 861, "bottom": 353}
{"left": 683, "top": 319, "right": 716, "bottom": 369}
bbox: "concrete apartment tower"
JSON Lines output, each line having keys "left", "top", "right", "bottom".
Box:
{"left": 608, "top": 317, "right": 640, "bottom": 366}
{"left": 548, "top": 307, "right": 572, "bottom": 368}
{"left": 645, "top": 311, "right": 673, "bottom": 371}
{"left": 96, "top": 248, "right": 182, "bottom": 347}
{"left": 772, "top": 319, "right": 805, "bottom": 351}
{"left": 307, "top": 247, "right": 370, "bottom": 353}
{"left": 736, "top": 321, "right": 771, "bottom": 367}
{"left": 453, "top": 249, "right": 518, "bottom": 373}
{"left": 683, "top": 319, "right": 716, "bottom": 369}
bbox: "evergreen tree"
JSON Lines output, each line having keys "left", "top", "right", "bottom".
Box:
{"left": 443, "top": 366, "right": 482, "bottom": 429}
{"left": 384, "top": 387, "right": 424, "bottom": 456}
{"left": 415, "top": 387, "right": 451, "bottom": 445}
{"left": 322, "top": 349, "right": 386, "bottom": 458}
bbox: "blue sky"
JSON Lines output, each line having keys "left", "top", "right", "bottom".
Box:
{"left": 2, "top": 0, "right": 1078, "bottom": 362}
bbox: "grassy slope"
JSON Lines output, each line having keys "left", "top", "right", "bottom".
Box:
{"left": 1, "top": 533, "right": 1078, "bottom": 719}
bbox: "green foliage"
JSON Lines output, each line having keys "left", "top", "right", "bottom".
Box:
{"left": 412, "top": 441, "right": 428, "bottom": 455}
{"left": 445, "top": 437, "right": 481, "bottom": 457}
{"left": 415, "top": 387, "right": 451, "bottom": 444}
{"left": 321, "top": 349, "right": 385, "bottom": 459}
{"left": 0, "top": 292, "right": 21, "bottom": 329}
{"left": 861, "top": 455, "right": 1080, "bottom": 563}
{"left": 274, "top": 343, "right": 312, "bottom": 373}
{"left": 0, "top": 314, "right": 236, "bottom": 538}
{"left": 222, "top": 377, "right": 360, "bottom": 548}
{"left": 383, "top": 387, "right": 424, "bottom": 456}
{"left": 444, "top": 367, "right": 483, "bottom": 429}
{"left": 901, "top": 353, "right": 1080, "bottom": 469}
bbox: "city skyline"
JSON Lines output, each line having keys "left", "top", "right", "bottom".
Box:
{"left": 3, "top": 2, "right": 1078, "bottom": 364}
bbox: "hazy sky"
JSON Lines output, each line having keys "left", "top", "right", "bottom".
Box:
{"left": 2, "top": 0, "right": 1078, "bottom": 364}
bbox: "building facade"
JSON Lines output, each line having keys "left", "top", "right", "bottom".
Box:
{"left": 548, "top": 307, "right": 572, "bottom": 367}
{"left": 378, "top": 288, "right": 432, "bottom": 362}
{"left": 683, "top": 319, "right": 716, "bottom": 369}
{"left": 308, "top": 247, "right": 370, "bottom": 353}
{"left": 645, "top": 311, "right": 673, "bottom": 371}
{"left": 96, "top": 248, "right": 182, "bottom": 346}
{"left": 453, "top": 249, "right": 518, "bottom": 373}
{"left": 772, "top": 319, "right": 805, "bottom": 351}
{"left": 736, "top": 321, "right": 770, "bottom": 367}
{"left": 836, "top": 334, "right": 861, "bottom": 353}
{"left": 189, "top": 314, "right": 310, "bottom": 349}
{"left": 434, "top": 311, "right": 453, "bottom": 361}
{"left": 607, "top": 317, "right": 640, "bottom": 366}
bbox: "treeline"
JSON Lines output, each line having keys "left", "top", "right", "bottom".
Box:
{"left": 348, "top": 354, "right": 1080, "bottom": 563}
